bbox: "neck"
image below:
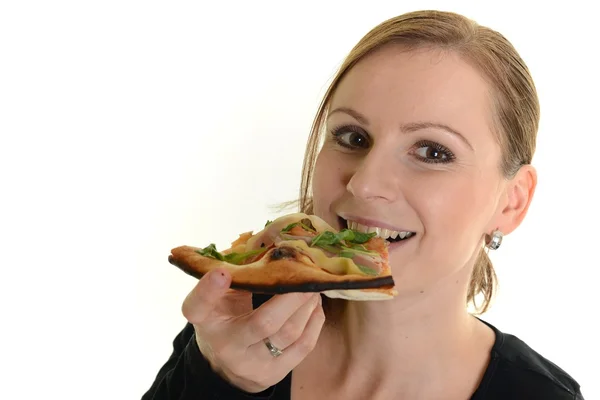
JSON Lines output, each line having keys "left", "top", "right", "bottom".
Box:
{"left": 324, "top": 265, "right": 486, "bottom": 383}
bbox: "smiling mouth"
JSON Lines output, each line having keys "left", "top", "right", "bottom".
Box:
{"left": 338, "top": 217, "right": 416, "bottom": 244}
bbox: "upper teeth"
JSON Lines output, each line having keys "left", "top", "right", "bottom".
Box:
{"left": 347, "top": 220, "right": 413, "bottom": 240}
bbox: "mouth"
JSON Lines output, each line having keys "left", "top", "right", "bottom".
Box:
{"left": 337, "top": 216, "right": 416, "bottom": 245}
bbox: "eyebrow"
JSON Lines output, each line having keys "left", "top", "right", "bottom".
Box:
{"left": 328, "top": 107, "right": 473, "bottom": 150}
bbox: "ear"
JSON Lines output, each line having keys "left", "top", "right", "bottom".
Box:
{"left": 495, "top": 165, "right": 537, "bottom": 235}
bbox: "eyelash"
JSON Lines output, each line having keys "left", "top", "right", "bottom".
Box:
{"left": 412, "top": 140, "right": 456, "bottom": 163}
{"left": 330, "top": 125, "right": 456, "bottom": 164}
{"left": 330, "top": 125, "right": 370, "bottom": 149}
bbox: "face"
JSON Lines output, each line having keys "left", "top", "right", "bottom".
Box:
{"left": 312, "top": 45, "right": 519, "bottom": 296}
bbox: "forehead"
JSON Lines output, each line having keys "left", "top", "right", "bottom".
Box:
{"left": 330, "top": 45, "right": 495, "bottom": 143}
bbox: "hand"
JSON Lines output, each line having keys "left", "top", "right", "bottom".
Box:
{"left": 182, "top": 268, "right": 325, "bottom": 393}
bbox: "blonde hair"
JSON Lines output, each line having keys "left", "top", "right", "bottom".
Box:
{"left": 291, "top": 10, "right": 539, "bottom": 314}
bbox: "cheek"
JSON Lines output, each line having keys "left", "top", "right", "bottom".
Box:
{"left": 400, "top": 173, "right": 498, "bottom": 278}
{"left": 412, "top": 173, "right": 497, "bottom": 240}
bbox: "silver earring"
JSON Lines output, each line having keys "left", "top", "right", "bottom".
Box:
{"left": 486, "top": 230, "right": 503, "bottom": 250}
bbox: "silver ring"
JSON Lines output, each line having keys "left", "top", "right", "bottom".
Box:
{"left": 263, "top": 337, "right": 283, "bottom": 358}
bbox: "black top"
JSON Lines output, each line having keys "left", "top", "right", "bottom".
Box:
{"left": 141, "top": 294, "right": 585, "bottom": 400}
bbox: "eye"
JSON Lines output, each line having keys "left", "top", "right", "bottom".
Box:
{"left": 331, "top": 125, "right": 370, "bottom": 149}
{"left": 413, "top": 140, "right": 455, "bottom": 163}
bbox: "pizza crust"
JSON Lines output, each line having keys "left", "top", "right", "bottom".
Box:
{"left": 322, "top": 288, "right": 396, "bottom": 301}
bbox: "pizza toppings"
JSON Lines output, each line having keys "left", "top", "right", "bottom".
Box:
{"left": 312, "top": 229, "right": 377, "bottom": 246}
{"left": 193, "top": 213, "right": 389, "bottom": 278}
{"left": 244, "top": 215, "right": 310, "bottom": 251}
{"left": 169, "top": 212, "right": 397, "bottom": 300}
{"left": 281, "top": 218, "right": 317, "bottom": 234}
{"left": 278, "top": 233, "right": 312, "bottom": 243}
{"left": 348, "top": 253, "right": 382, "bottom": 275}
{"left": 269, "top": 246, "right": 297, "bottom": 261}
{"left": 196, "top": 243, "right": 268, "bottom": 265}
{"left": 276, "top": 219, "right": 318, "bottom": 244}
{"left": 362, "top": 236, "right": 387, "bottom": 253}
{"left": 230, "top": 231, "right": 253, "bottom": 248}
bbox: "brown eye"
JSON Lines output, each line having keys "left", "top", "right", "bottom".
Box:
{"left": 415, "top": 146, "right": 447, "bottom": 161}
{"left": 413, "top": 141, "right": 455, "bottom": 164}
{"left": 331, "top": 125, "right": 370, "bottom": 149}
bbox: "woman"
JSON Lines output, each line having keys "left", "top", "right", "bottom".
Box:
{"left": 142, "top": 10, "right": 584, "bottom": 400}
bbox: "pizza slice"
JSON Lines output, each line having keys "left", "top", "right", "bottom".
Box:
{"left": 168, "top": 212, "right": 397, "bottom": 300}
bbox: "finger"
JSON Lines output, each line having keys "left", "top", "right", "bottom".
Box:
{"left": 242, "top": 291, "right": 315, "bottom": 344}
{"left": 272, "top": 299, "right": 325, "bottom": 367}
{"left": 181, "top": 268, "right": 232, "bottom": 324}
{"left": 261, "top": 294, "right": 321, "bottom": 350}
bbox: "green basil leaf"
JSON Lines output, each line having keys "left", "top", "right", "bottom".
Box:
{"left": 281, "top": 222, "right": 299, "bottom": 233}
{"left": 264, "top": 220, "right": 273, "bottom": 227}
{"left": 338, "top": 251, "right": 354, "bottom": 258}
{"left": 223, "top": 247, "right": 268, "bottom": 265}
{"left": 196, "top": 244, "right": 267, "bottom": 265}
{"left": 337, "top": 229, "right": 355, "bottom": 242}
{"left": 300, "top": 218, "right": 316, "bottom": 232}
{"left": 343, "top": 229, "right": 376, "bottom": 244}
{"left": 311, "top": 231, "right": 339, "bottom": 247}
{"left": 196, "top": 244, "right": 225, "bottom": 261}
{"left": 357, "top": 264, "right": 379, "bottom": 276}
{"left": 282, "top": 220, "right": 317, "bottom": 234}
{"left": 341, "top": 244, "right": 377, "bottom": 255}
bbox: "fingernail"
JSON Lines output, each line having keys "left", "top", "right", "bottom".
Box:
{"left": 211, "top": 270, "right": 227, "bottom": 287}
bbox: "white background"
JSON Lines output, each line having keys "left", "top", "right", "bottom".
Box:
{"left": 1, "top": 1, "right": 598, "bottom": 399}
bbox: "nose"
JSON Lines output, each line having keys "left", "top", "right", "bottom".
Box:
{"left": 346, "top": 149, "right": 398, "bottom": 202}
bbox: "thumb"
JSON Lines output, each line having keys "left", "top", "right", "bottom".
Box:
{"left": 182, "top": 268, "right": 232, "bottom": 324}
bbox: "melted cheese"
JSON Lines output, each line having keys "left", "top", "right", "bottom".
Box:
{"left": 245, "top": 213, "right": 336, "bottom": 251}
{"left": 239, "top": 213, "right": 382, "bottom": 277}
{"left": 280, "top": 239, "right": 376, "bottom": 277}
